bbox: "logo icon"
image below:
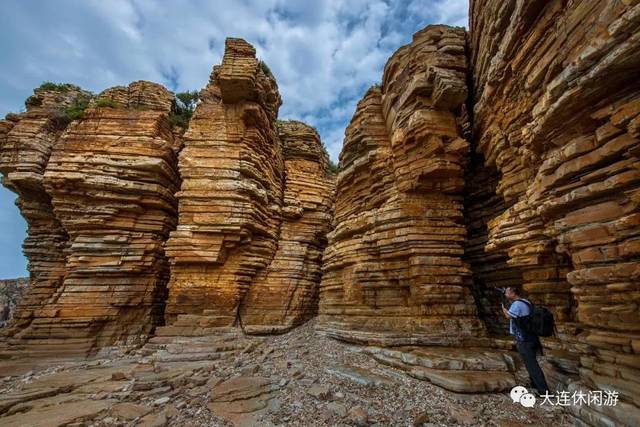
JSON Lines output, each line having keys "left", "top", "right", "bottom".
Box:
{"left": 510, "top": 385, "right": 536, "bottom": 407}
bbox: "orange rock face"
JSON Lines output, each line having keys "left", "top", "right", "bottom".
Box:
{"left": 318, "top": 26, "right": 484, "bottom": 345}
{"left": 0, "top": 82, "right": 180, "bottom": 356}
{"left": 162, "top": 38, "right": 284, "bottom": 330}
{"left": 240, "top": 121, "right": 334, "bottom": 333}
{"left": 0, "top": 38, "right": 335, "bottom": 354}
{"left": 470, "top": 0, "right": 640, "bottom": 423}
{"left": 0, "top": 14, "right": 637, "bottom": 424}
{"left": 0, "top": 86, "right": 88, "bottom": 340}
{"left": 162, "top": 39, "right": 334, "bottom": 336}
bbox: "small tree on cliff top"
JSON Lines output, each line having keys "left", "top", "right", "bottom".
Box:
{"left": 170, "top": 90, "right": 200, "bottom": 129}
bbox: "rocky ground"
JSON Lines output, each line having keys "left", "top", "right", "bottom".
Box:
{"left": 0, "top": 320, "right": 571, "bottom": 426}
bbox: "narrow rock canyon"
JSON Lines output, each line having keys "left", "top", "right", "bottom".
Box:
{"left": 0, "top": 1, "right": 638, "bottom": 426}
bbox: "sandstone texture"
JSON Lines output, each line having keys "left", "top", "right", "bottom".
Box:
{"left": 0, "top": 39, "right": 334, "bottom": 356}
{"left": 240, "top": 120, "right": 334, "bottom": 333}
{"left": 470, "top": 0, "right": 640, "bottom": 424}
{"left": 162, "top": 38, "right": 334, "bottom": 336}
{"left": 39, "top": 81, "right": 180, "bottom": 355}
{"left": 0, "top": 5, "right": 638, "bottom": 425}
{"left": 0, "top": 82, "right": 181, "bottom": 357}
{"left": 318, "top": 26, "right": 482, "bottom": 346}
{"left": 0, "top": 85, "right": 90, "bottom": 339}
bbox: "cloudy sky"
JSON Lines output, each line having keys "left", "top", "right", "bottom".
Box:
{"left": 0, "top": 0, "right": 468, "bottom": 278}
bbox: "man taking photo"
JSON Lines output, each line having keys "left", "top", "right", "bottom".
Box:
{"left": 501, "top": 286, "right": 550, "bottom": 396}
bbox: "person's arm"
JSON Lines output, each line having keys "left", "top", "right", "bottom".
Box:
{"left": 506, "top": 301, "right": 524, "bottom": 319}
{"left": 501, "top": 304, "right": 512, "bottom": 319}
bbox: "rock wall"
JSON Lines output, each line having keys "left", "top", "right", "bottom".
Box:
{"left": 162, "top": 38, "right": 284, "bottom": 331}
{"left": 240, "top": 120, "right": 334, "bottom": 333}
{"left": 463, "top": 152, "right": 523, "bottom": 336}
{"left": 0, "top": 10, "right": 638, "bottom": 424}
{"left": 42, "top": 82, "right": 180, "bottom": 354}
{"left": 318, "top": 26, "right": 486, "bottom": 346}
{"left": 162, "top": 39, "right": 334, "bottom": 337}
{"left": 470, "top": 0, "right": 640, "bottom": 424}
{"left": 0, "top": 82, "right": 181, "bottom": 357}
{"left": 0, "top": 38, "right": 335, "bottom": 355}
{"left": 0, "top": 86, "right": 87, "bottom": 338}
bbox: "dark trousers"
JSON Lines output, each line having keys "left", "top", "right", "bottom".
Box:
{"left": 516, "top": 340, "right": 549, "bottom": 394}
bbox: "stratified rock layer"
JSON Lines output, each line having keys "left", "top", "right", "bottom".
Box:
{"left": 162, "top": 39, "right": 334, "bottom": 336}
{"left": 0, "top": 86, "right": 88, "bottom": 338}
{"left": 318, "top": 26, "right": 485, "bottom": 346}
{"left": 470, "top": 0, "right": 640, "bottom": 424}
{"left": 240, "top": 121, "right": 334, "bottom": 333}
{"left": 1, "top": 38, "right": 334, "bottom": 355}
{"left": 0, "top": 82, "right": 180, "bottom": 357}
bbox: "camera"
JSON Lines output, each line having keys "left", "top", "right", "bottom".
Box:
{"left": 494, "top": 287, "right": 508, "bottom": 306}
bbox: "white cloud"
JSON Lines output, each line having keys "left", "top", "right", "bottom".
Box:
{"left": 1, "top": 0, "right": 468, "bottom": 160}
{"left": 0, "top": 0, "right": 469, "bottom": 276}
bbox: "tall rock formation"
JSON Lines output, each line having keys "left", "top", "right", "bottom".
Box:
{"left": 0, "top": 86, "right": 87, "bottom": 341}
{"left": 162, "top": 38, "right": 285, "bottom": 330}
{"left": 158, "top": 38, "right": 335, "bottom": 336}
{"left": 0, "top": 9, "right": 638, "bottom": 425}
{"left": 240, "top": 120, "right": 334, "bottom": 333}
{"left": 0, "top": 38, "right": 335, "bottom": 357}
{"left": 0, "top": 82, "right": 181, "bottom": 357}
{"left": 470, "top": 0, "right": 640, "bottom": 424}
{"left": 318, "top": 26, "right": 484, "bottom": 346}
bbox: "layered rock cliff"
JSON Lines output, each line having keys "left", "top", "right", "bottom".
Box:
{"left": 469, "top": 0, "right": 640, "bottom": 424}
{"left": 161, "top": 39, "right": 334, "bottom": 336}
{"left": 0, "top": 86, "right": 87, "bottom": 338}
{"left": 0, "top": 82, "right": 181, "bottom": 357}
{"left": 0, "top": 6, "right": 638, "bottom": 425}
{"left": 317, "top": 2, "right": 639, "bottom": 420}
{"left": 240, "top": 120, "right": 334, "bottom": 333}
{"left": 0, "top": 38, "right": 335, "bottom": 356}
{"left": 318, "top": 26, "right": 483, "bottom": 346}
{"left": 162, "top": 38, "right": 286, "bottom": 332}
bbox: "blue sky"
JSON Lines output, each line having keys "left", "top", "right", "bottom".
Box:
{"left": 0, "top": 0, "right": 468, "bottom": 278}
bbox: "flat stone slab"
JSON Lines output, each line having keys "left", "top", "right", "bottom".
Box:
{"left": 208, "top": 376, "right": 280, "bottom": 426}
{"left": 1, "top": 399, "right": 115, "bottom": 427}
{"left": 325, "top": 365, "right": 396, "bottom": 386}
{"left": 364, "top": 346, "right": 517, "bottom": 393}
{"left": 409, "top": 367, "right": 516, "bottom": 393}
{"left": 367, "top": 346, "right": 512, "bottom": 371}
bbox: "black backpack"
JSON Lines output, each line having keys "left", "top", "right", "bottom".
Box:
{"left": 514, "top": 299, "right": 555, "bottom": 337}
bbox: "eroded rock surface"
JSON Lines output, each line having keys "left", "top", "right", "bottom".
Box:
{"left": 162, "top": 38, "right": 334, "bottom": 336}
{"left": 0, "top": 7, "right": 638, "bottom": 425}
{"left": 1, "top": 39, "right": 334, "bottom": 357}
{"left": 0, "top": 86, "right": 89, "bottom": 338}
{"left": 470, "top": 0, "right": 640, "bottom": 424}
{"left": 0, "top": 82, "right": 181, "bottom": 357}
{"left": 240, "top": 121, "right": 334, "bottom": 334}
{"left": 0, "top": 320, "right": 573, "bottom": 427}
{"left": 40, "top": 82, "right": 180, "bottom": 355}
{"left": 318, "top": 26, "right": 483, "bottom": 346}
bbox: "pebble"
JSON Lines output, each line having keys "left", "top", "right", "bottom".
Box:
{"left": 348, "top": 405, "right": 369, "bottom": 426}
{"left": 153, "top": 396, "right": 171, "bottom": 406}
{"left": 326, "top": 402, "right": 348, "bottom": 417}
{"left": 307, "top": 384, "right": 331, "bottom": 400}
{"left": 0, "top": 320, "right": 573, "bottom": 427}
